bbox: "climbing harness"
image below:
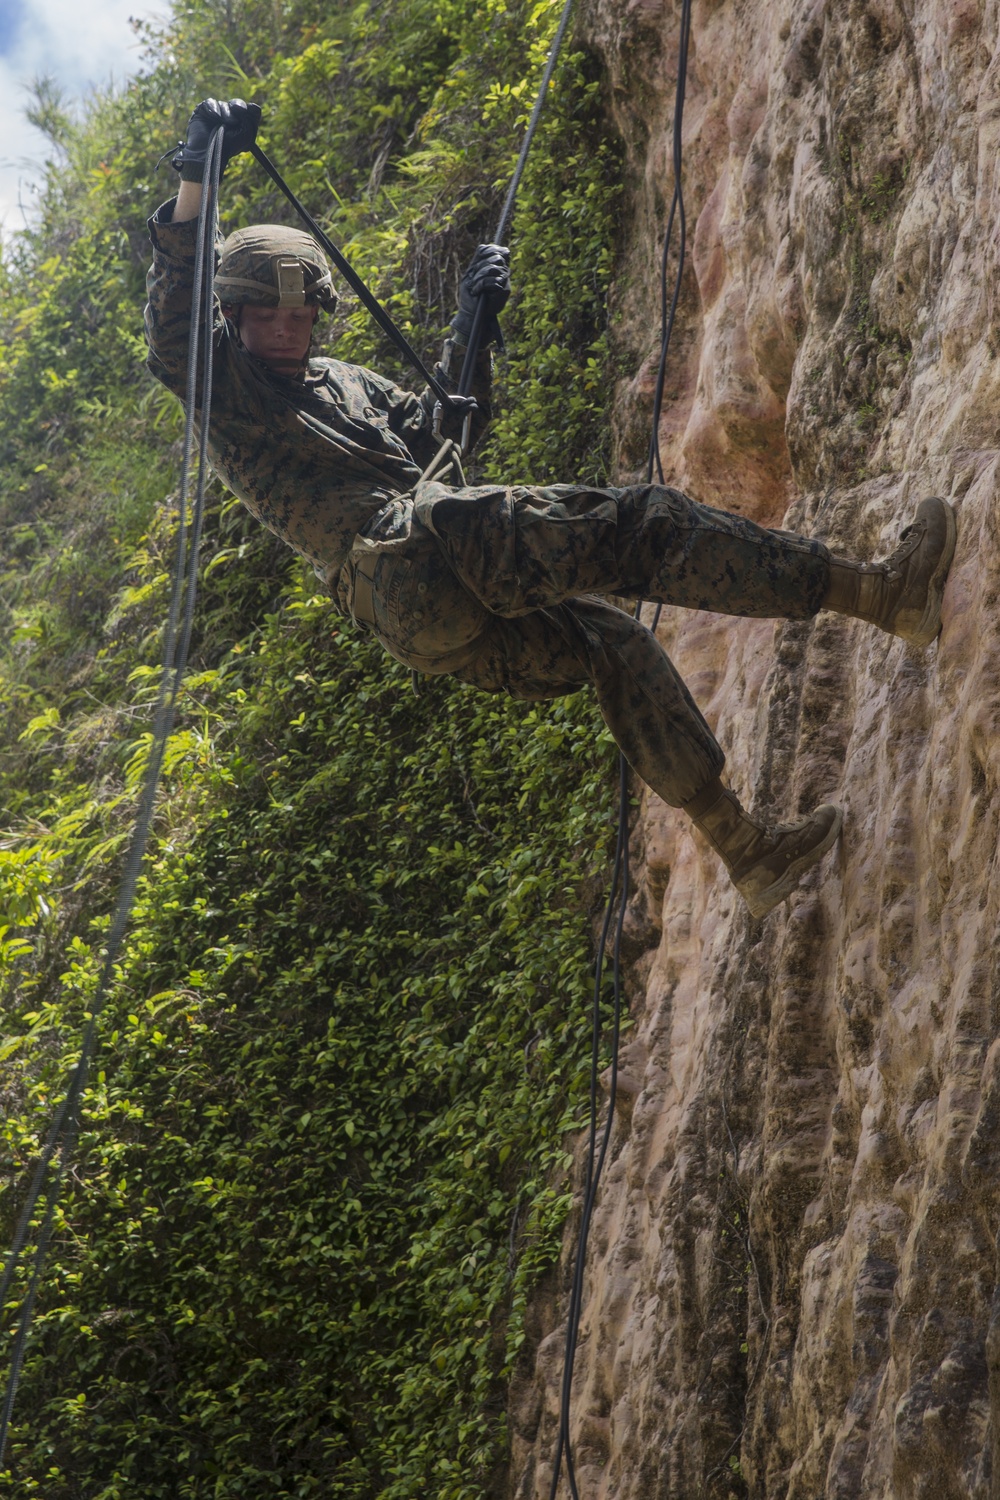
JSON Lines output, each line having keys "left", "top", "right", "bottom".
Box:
{"left": 0, "top": 126, "right": 226, "bottom": 1464}
{"left": 546, "top": 1, "right": 692, "bottom": 1495}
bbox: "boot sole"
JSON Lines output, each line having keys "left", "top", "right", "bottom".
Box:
{"left": 739, "top": 804, "right": 844, "bottom": 919}
{"left": 893, "top": 498, "right": 957, "bottom": 647}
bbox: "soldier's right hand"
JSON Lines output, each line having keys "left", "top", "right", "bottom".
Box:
{"left": 172, "top": 98, "right": 262, "bottom": 182}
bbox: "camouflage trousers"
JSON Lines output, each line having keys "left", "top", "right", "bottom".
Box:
{"left": 337, "top": 481, "right": 831, "bottom": 807}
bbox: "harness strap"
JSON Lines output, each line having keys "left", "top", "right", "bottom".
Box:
{"left": 352, "top": 548, "right": 377, "bottom": 627}
{"left": 419, "top": 435, "right": 467, "bottom": 488}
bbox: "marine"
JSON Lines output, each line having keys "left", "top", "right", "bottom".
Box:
{"left": 145, "top": 98, "right": 957, "bottom": 919}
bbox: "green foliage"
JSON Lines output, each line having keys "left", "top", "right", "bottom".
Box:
{"left": 3, "top": 582, "right": 615, "bottom": 1497}
{"left": 0, "top": 0, "right": 623, "bottom": 1492}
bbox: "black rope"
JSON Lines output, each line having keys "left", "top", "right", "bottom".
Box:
{"left": 547, "top": 757, "right": 629, "bottom": 1500}
{"left": 648, "top": 0, "right": 692, "bottom": 489}
{"left": 457, "top": 0, "right": 577, "bottom": 397}
{"left": 0, "top": 126, "right": 225, "bottom": 1467}
{"left": 547, "top": 0, "right": 692, "bottom": 1492}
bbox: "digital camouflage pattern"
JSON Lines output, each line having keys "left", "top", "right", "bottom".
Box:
{"left": 341, "top": 482, "right": 831, "bottom": 806}
{"left": 215, "top": 223, "right": 340, "bottom": 312}
{"left": 145, "top": 198, "right": 833, "bottom": 808}
{"left": 144, "top": 200, "right": 493, "bottom": 583}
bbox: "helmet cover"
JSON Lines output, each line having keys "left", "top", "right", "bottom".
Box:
{"left": 216, "top": 223, "right": 338, "bottom": 313}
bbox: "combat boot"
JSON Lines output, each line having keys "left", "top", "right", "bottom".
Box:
{"left": 824, "top": 496, "right": 956, "bottom": 647}
{"left": 684, "top": 778, "right": 843, "bottom": 919}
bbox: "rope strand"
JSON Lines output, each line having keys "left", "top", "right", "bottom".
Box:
{"left": 547, "top": 0, "right": 692, "bottom": 1491}
{"left": 458, "top": 0, "right": 577, "bottom": 395}
{"left": 0, "top": 125, "right": 225, "bottom": 1468}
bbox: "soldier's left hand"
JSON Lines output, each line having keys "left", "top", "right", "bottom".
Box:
{"left": 461, "top": 243, "right": 511, "bottom": 315}
{"left": 444, "top": 394, "right": 478, "bottom": 419}
{"left": 452, "top": 243, "right": 511, "bottom": 346}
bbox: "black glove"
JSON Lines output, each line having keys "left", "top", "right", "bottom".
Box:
{"left": 451, "top": 243, "right": 511, "bottom": 348}
{"left": 171, "top": 98, "right": 262, "bottom": 183}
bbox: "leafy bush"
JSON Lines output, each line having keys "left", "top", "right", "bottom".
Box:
{"left": 0, "top": 0, "right": 623, "bottom": 1492}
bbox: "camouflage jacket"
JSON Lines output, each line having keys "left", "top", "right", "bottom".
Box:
{"left": 144, "top": 199, "right": 494, "bottom": 583}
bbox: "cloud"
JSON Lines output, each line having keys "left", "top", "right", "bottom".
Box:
{"left": 0, "top": 0, "right": 163, "bottom": 233}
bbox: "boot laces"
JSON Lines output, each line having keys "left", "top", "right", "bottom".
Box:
{"left": 880, "top": 517, "right": 926, "bottom": 582}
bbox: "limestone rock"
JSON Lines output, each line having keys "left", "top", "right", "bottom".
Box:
{"left": 509, "top": 0, "right": 1000, "bottom": 1494}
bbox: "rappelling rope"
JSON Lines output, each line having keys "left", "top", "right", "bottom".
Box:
{"left": 647, "top": 0, "right": 692, "bottom": 491}
{"left": 546, "top": 0, "right": 692, "bottom": 1493}
{"left": 0, "top": 126, "right": 226, "bottom": 1468}
{"left": 456, "top": 0, "right": 577, "bottom": 399}
{"left": 249, "top": 0, "right": 576, "bottom": 461}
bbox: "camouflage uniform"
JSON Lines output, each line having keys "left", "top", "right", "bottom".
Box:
{"left": 145, "top": 204, "right": 494, "bottom": 577}
{"left": 146, "top": 200, "right": 832, "bottom": 809}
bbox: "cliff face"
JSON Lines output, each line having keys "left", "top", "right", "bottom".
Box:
{"left": 509, "top": 0, "right": 1000, "bottom": 1495}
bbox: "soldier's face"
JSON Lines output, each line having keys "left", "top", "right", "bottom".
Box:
{"left": 232, "top": 305, "right": 318, "bottom": 370}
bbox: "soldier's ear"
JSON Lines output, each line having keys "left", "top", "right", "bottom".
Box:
{"left": 221, "top": 305, "right": 247, "bottom": 349}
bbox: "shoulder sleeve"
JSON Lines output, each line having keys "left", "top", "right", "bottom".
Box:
{"left": 357, "top": 365, "right": 428, "bottom": 438}
{"left": 144, "top": 197, "right": 225, "bottom": 399}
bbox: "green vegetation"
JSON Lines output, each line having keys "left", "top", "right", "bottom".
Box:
{"left": 0, "top": 0, "right": 622, "bottom": 1493}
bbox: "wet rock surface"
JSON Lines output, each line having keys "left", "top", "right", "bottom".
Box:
{"left": 508, "top": 0, "right": 1000, "bottom": 1495}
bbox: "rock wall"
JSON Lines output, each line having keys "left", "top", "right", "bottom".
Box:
{"left": 508, "top": 0, "right": 1000, "bottom": 1495}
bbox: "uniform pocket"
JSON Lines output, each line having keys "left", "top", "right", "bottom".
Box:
{"left": 380, "top": 537, "right": 490, "bottom": 672}
{"left": 348, "top": 529, "right": 492, "bottom": 675}
{"left": 383, "top": 555, "right": 411, "bottom": 634}
{"left": 413, "top": 482, "right": 518, "bottom": 612}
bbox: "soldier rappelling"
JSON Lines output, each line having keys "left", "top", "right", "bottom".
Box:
{"left": 145, "top": 97, "right": 957, "bottom": 920}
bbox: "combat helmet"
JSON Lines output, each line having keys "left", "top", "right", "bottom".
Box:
{"left": 216, "top": 224, "right": 338, "bottom": 312}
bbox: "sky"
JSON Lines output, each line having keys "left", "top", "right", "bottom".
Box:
{"left": 0, "top": 0, "right": 160, "bottom": 233}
